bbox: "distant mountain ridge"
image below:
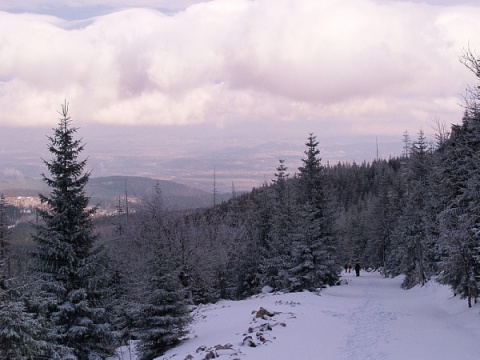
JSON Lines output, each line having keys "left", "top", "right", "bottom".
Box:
{"left": 0, "top": 175, "right": 229, "bottom": 210}
{"left": 88, "top": 176, "right": 208, "bottom": 198}
{"left": 88, "top": 175, "right": 228, "bottom": 210}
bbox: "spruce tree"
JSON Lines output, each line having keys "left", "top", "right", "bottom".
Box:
{"left": 0, "top": 193, "right": 9, "bottom": 286}
{"left": 135, "top": 200, "right": 190, "bottom": 359}
{"left": 435, "top": 51, "right": 480, "bottom": 307}
{"left": 136, "top": 257, "right": 190, "bottom": 360}
{"left": 0, "top": 279, "right": 48, "bottom": 358}
{"left": 0, "top": 193, "right": 49, "bottom": 357}
{"left": 391, "top": 130, "right": 435, "bottom": 287}
{"left": 437, "top": 112, "right": 480, "bottom": 307}
{"left": 362, "top": 159, "right": 403, "bottom": 274}
{"left": 260, "top": 160, "right": 293, "bottom": 291}
{"left": 133, "top": 182, "right": 191, "bottom": 358}
{"left": 222, "top": 193, "right": 263, "bottom": 299}
{"left": 32, "top": 102, "right": 115, "bottom": 358}
{"left": 289, "top": 134, "right": 339, "bottom": 291}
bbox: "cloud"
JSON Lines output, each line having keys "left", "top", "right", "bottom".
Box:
{"left": 0, "top": 0, "right": 479, "bottom": 136}
{"left": 0, "top": 0, "right": 209, "bottom": 13}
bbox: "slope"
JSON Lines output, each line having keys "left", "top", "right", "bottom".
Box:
{"left": 111, "top": 271, "right": 480, "bottom": 360}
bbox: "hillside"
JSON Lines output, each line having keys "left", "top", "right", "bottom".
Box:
{"left": 0, "top": 175, "right": 230, "bottom": 211}
{"left": 87, "top": 175, "right": 231, "bottom": 210}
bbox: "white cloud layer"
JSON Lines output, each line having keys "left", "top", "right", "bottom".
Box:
{"left": 1, "top": 0, "right": 479, "bottom": 136}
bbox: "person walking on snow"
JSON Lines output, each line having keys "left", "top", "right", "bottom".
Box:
{"left": 355, "top": 263, "right": 361, "bottom": 277}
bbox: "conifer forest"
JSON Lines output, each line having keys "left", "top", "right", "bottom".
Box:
{"left": 2, "top": 52, "right": 480, "bottom": 358}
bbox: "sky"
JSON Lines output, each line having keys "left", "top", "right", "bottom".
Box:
{"left": 1, "top": 0, "right": 480, "bottom": 190}
{"left": 109, "top": 271, "right": 480, "bottom": 360}
{"left": 1, "top": 0, "right": 479, "bottom": 133}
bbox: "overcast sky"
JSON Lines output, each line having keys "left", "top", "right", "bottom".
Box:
{"left": 1, "top": 0, "right": 480, "bottom": 145}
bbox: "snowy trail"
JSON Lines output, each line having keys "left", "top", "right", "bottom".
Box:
{"left": 326, "top": 271, "right": 480, "bottom": 360}
{"left": 328, "top": 272, "right": 405, "bottom": 359}
{"left": 113, "top": 271, "right": 480, "bottom": 360}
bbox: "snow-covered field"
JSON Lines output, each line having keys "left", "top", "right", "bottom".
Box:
{"left": 111, "top": 271, "right": 480, "bottom": 360}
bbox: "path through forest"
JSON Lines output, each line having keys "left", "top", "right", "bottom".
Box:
{"left": 113, "top": 271, "right": 480, "bottom": 360}
{"left": 326, "top": 271, "right": 480, "bottom": 360}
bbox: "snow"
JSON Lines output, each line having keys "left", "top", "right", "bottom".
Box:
{"left": 110, "top": 271, "right": 480, "bottom": 360}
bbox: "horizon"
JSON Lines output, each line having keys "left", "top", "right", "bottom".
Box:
{"left": 1, "top": 0, "right": 478, "bottom": 191}
{"left": 0, "top": 124, "right": 405, "bottom": 193}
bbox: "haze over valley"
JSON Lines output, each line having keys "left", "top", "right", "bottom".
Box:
{"left": 1, "top": 125, "right": 404, "bottom": 196}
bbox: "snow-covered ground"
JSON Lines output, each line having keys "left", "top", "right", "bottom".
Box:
{"left": 111, "top": 271, "right": 480, "bottom": 360}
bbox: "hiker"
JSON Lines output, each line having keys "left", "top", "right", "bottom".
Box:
{"left": 355, "top": 263, "right": 361, "bottom": 277}
{"left": 348, "top": 264, "right": 352, "bottom": 273}
{"left": 344, "top": 264, "right": 348, "bottom": 273}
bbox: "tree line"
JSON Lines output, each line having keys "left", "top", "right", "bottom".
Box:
{"left": 2, "top": 52, "right": 480, "bottom": 358}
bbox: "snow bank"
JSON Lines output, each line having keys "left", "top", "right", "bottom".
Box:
{"left": 110, "top": 271, "right": 480, "bottom": 360}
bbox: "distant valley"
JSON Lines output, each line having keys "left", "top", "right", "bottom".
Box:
{"left": 0, "top": 125, "right": 404, "bottom": 195}
{"left": 0, "top": 175, "right": 231, "bottom": 213}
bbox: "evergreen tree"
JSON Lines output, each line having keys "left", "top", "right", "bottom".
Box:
{"left": 108, "top": 203, "right": 153, "bottom": 347}
{"left": 114, "top": 196, "right": 126, "bottom": 236}
{"left": 0, "top": 279, "right": 49, "bottom": 358}
{"left": 330, "top": 161, "right": 379, "bottom": 268}
{"left": 362, "top": 160, "right": 403, "bottom": 274}
{"left": 135, "top": 182, "right": 191, "bottom": 358}
{"left": 0, "top": 193, "right": 10, "bottom": 287}
{"left": 391, "top": 131, "right": 435, "bottom": 287}
{"left": 434, "top": 52, "right": 480, "bottom": 306}
{"left": 298, "top": 134, "right": 323, "bottom": 205}
{"left": 222, "top": 194, "right": 263, "bottom": 299}
{"left": 108, "top": 196, "right": 132, "bottom": 341}
{"left": 260, "top": 160, "right": 293, "bottom": 291}
{"left": 32, "top": 102, "right": 115, "bottom": 358}
{"left": 135, "top": 248, "right": 190, "bottom": 359}
{"left": 0, "top": 193, "right": 49, "bottom": 357}
{"left": 289, "top": 134, "right": 339, "bottom": 291}
{"left": 437, "top": 112, "right": 480, "bottom": 307}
